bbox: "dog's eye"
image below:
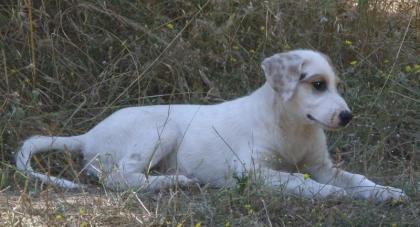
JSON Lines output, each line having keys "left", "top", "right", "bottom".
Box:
{"left": 312, "top": 81, "right": 327, "bottom": 91}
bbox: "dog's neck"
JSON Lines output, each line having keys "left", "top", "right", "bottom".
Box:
{"left": 249, "top": 82, "right": 320, "bottom": 135}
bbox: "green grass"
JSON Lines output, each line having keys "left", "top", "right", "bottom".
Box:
{"left": 0, "top": 0, "right": 419, "bottom": 226}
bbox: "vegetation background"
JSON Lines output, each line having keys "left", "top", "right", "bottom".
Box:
{"left": 0, "top": 0, "right": 419, "bottom": 226}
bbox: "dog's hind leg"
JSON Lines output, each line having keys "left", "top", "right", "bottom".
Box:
{"left": 102, "top": 143, "right": 196, "bottom": 191}
{"left": 99, "top": 121, "right": 194, "bottom": 191}
{"left": 104, "top": 169, "right": 195, "bottom": 191}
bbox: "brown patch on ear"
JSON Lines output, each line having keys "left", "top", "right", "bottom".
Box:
{"left": 261, "top": 55, "right": 286, "bottom": 92}
{"left": 284, "top": 54, "right": 299, "bottom": 61}
{"left": 266, "top": 58, "right": 285, "bottom": 76}
{"left": 287, "top": 65, "right": 299, "bottom": 75}
{"left": 261, "top": 52, "right": 305, "bottom": 101}
{"left": 268, "top": 71, "right": 284, "bottom": 93}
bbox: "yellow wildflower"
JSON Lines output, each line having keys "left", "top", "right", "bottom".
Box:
{"left": 303, "top": 173, "right": 310, "bottom": 180}
{"left": 79, "top": 208, "right": 86, "bottom": 215}
{"left": 404, "top": 65, "right": 412, "bottom": 73}
{"left": 55, "top": 214, "right": 63, "bottom": 221}
{"left": 244, "top": 204, "right": 254, "bottom": 214}
{"left": 229, "top": 57, "right": 237, "bottom": 63}
{"left": 176, "top": 224, "right": 183, "bottom": 227}
{"left": 225, "top": 222, "right": 230, "bottom": 227}
{"left": 344, "top": 40, "right": 352, "bottom": 45}
{"left": 166, "top": 23, "right": 174, "bottom": 29}
{"left": 390, "top": 198, "right": 404, "bottom": 205}
{"left": 350, "top": 60, "right": 357, "bottom": 66}
{"left": 391, "top": 224, "right": 397, "bottom": 227}
{"left": 195, "top": 222, "right": 202, "bottom": 227}
{"left": 80, "top": 222, "right": 88, "bottom": 227}
{"left": 414, "top": 64, "right": 420, "bottom": 73}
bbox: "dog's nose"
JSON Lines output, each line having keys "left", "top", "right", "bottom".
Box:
{"left": 338, "top": 111, "right": 353, "bottom": 126}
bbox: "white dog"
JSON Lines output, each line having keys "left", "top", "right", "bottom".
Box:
{"left": 16, "top": 50, "right": 407, "bottom": 202}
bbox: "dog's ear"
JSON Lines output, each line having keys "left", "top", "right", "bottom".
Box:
{"left": 261, "top": 53, "right": 305, "bottom": 101}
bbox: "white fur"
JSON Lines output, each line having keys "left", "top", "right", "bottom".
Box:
{"left": 15, "top": 50, "right": 407, "bottom": 202}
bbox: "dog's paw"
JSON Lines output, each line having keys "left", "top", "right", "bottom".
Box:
{"left": 374, "top": 186, "right": 408, "bottom": 203}
{"left": 357, "top": 185, "right": 408, "bottom": 203}
{"left": 175, "top": 175, "right": 198, "bottom": 186}
{"left": 326, "top": 186, "right": 348, "bottom": 199}
{"left": 314, "top": 185, "right": 348, "bottom": 199}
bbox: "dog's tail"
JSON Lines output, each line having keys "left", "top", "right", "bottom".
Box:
{"left": 15, "top": 135, "right": 86, "bottom": 189}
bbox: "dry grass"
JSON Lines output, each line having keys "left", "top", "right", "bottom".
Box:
{"left": 0, "top": 0, "right": 419, "bottom": 226}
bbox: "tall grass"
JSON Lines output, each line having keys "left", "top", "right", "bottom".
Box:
{"left": 0, "top": 0, "right": 419, "bottom": 225}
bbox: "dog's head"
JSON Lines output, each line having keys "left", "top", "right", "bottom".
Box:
{"left": 261, "top": 49, "right": 352, "bottom": 130}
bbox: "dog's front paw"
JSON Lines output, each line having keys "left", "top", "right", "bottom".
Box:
{"left": 315, "top": 185, "right": 348, "bottom": 199}
{"left": 374, "top": 186, "right": 408, "bottom": 203}
{"left": 175, "top": 175, "right": 198, "bottom": 186}
{"left": 358, "top": 185, "right": 408, "bottom": 203}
